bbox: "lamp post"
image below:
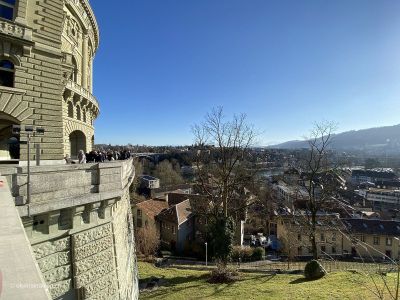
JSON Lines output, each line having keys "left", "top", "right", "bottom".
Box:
{"left": 12, "top": 125, "right": 45, "bottom": 210}
{"left": 394, "top": 237, "right": 400, "bottom": 299}
{"left": 205, "top": 242, "right": 208, "bottom": 266}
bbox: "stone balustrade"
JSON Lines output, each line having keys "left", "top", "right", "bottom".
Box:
{"left": 0, "top": 158, "right": 135, "bottom": 217}
{"left": 65, "top": 80, "right": 99, "bottom": 116}
{"left": 0, "top": 19, "right": 32, "bottom": 41}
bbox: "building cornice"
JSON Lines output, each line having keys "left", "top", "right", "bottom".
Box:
{"left": 79, "top": 0, "right": 99, "bottom": 50}
{"left": 64, "top": 0, "right": 99, "bottom": 51}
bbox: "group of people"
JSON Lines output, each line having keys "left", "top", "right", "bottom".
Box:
{"left": 65, "top": 149, "right": 133, "bottom": 164}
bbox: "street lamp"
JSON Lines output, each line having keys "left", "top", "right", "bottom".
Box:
{"left": 205, "top": 242, "right": 208, "bottom": 266}
{"left": 12, "top": 125, "right": 45, "bottom": 209}
{"left": 394, "top": 237, "right": 400, "bottom": 299}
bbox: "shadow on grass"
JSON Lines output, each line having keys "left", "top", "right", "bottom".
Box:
{"left": 289, "top": 277, "right": 322, "bottom": 284}
{"left": 140, "top": 273, "right": 210, "bottom": 299}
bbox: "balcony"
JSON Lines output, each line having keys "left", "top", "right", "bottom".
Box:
{"left": 0, "top": 19, "right": 32, "bottom": 41}
{"left": 65, "top": 80, "right": 100, "bottom": 117}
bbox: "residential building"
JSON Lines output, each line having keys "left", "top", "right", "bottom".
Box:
{"left": 275, "top": 180, "right": 309, "bottom": 208}
{"left": 140, "top": 175, "right": 160, "bottom": 189}
{"left": 274, "top": 211, "right": 344, "bottom": 258}
{"left": 365, "top": 188, "right": 400, "bottom": 211}
{"left": 133, "top": 199, "right": 168, "bottom": 230}
{"left": 157, "top": 199, "right": 194, "bottom": 253}
{"left": 343, "top": 218, "right": 400, "bottom": 260}
{"left": 351, "top": 169, "right": 398, "bottom": 185}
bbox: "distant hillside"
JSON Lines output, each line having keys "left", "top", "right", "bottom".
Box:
{"left": 270, "top": 124, "right": 400, "bottom": 153}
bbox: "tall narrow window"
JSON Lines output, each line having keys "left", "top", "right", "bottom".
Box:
{"left": 0, "top": 0, "right": 15, "bottom": 21}
{"left": 67, "top": 102, "right": 73, "bottom": 118}
{"left": 71, "top": 57, "right": 78, "bottom": 83}
{"left": 76, "top": 106, "right": 81, "bottom": 120}
{"left": 0, "top": 60, "right": 14, "bottom": 87}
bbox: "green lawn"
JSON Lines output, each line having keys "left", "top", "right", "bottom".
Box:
{"left": 138, "top": 262, "right": 398, "bottom": 299}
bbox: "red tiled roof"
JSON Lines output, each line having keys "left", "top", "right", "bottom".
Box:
{"left": 157, "top": 199, "right": 193, "bottom": 225}
{"left": 136, "top": 200, "right": 169, "bottom": 219}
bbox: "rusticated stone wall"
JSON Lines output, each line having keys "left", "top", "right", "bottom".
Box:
{"left": 33, "top": 237, "right": 73, "bottom": 299}
{"left": 2, "top": 159, "right": 139, "bottom": 299}
{"left": 112, "top": 190, "right": 138, "bottom": 299}
{"left": 72, "top": 223, "right": 118, "bottom": 299}
{"left": 31, "top": 197, "right": 138, "bottom": 300}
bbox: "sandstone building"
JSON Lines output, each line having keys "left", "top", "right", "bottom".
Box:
{"left": 0, "top": 1, "right": 139, "bottom": 299}
{"left": 0, "top": 0, "right": 99, "bottom": 162}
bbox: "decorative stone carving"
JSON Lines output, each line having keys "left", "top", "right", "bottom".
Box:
{"left": 0, "top": 20, "right": 32, "bottom": 41}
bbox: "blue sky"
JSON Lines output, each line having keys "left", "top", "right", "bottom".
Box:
{"left": 90, "top": 0, "right": 400, "bottom": 146}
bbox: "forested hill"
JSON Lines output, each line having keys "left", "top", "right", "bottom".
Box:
{"left": 270, "top": 124, "right": 400, "bottom": 153}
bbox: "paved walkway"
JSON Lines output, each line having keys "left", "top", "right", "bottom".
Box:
{"left": 0, "top": 176, "right": 50, "bottom": 299}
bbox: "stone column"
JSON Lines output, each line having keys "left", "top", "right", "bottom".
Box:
{"left": 81, "top": 33, "right": 89, "bottom": 89}
{"left": 14, "top": 0, "right": 28, "bottom": 25}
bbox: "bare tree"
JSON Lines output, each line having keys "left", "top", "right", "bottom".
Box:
{"left": 135, "top": 225, "right": 160, "bottom": 259}
{"left": 192, "top": 107, "right": 257, "bottom": 264}
{"left": 300, "top": 121, "right": 338, "bottom": 260}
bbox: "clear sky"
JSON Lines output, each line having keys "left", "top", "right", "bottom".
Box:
{"left": 90, "top": 0, "right": 400, "bottom": 146}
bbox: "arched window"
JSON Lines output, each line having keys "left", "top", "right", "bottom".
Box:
{"left": 67, "top": 102, "right": 73, "bottom": 118}
{"left": 0, "top": 0, "right": 16, "bottom": 20}
{"left": 0, "top": 60, "right": 14, "bottom": 87}
{"left": 71, "top": 57, "right": 78, "bottom": 83}
{"left": 76, "top": 106, "right": 81, "bottom": 121}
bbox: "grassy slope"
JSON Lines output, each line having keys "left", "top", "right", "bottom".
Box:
{"left": 139, "top": 262, "right": 397, "bottom": 300}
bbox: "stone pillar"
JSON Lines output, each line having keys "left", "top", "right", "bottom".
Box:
{"left": 90, "top": 59, "right": 93, "bottom": 93}
{"left": 73, "top": 206, "right": 85, "bottom": 228}
{"left": 82, "top": 34, "right": 89, "bottom": 89}
{"left": 14, "top": 0, "right": 28, "bottom": 25}
{"left": 48, "top": 210, "right": 61, "bottom": 234}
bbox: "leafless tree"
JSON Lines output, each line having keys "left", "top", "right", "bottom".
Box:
{"left": 192, "top": 106, "right": 257, "bottom": 219}
{"left": 300, "top": 121, "right": 339, "bottom": 259}
{"left": 191, "top": 107, "right": 257, "bottom": 265}
{"left": 135, "top": 225, "right": 160, "bottom": 258}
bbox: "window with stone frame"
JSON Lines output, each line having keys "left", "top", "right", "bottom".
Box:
{"left": 386, "top": 237, "right": 392, "bottom": 246}
{"left": 0, "top": 59, "right": 14, "bottom": 87}
{"left": 67, "top": 102, "right": 74, "bottom": 118}
{"left": 373, "top": 236, "right": 380, "bottom": 245}
{"left": 0, "top": 0, "right": 15, "bottom": 21}
{"left": 76, "top": 106, "right": 81, "bottom": 120}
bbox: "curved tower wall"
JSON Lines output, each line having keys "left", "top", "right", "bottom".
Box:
{"left": 0, "top": 0, "right": 100, "bottom": 162}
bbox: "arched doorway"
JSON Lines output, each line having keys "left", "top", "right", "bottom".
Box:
{"left": 69, "top": 130, "right": 86, "bottom": 158}
{"left": 0, "top": 112, "right": 20, "bottom": 160}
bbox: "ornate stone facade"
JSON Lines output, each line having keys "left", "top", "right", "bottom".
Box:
{"left": 0, "top": 0, "right": 100, "bottom": 161}
{"left": 0, "top": 1, "right": 139, "bottom": 299}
